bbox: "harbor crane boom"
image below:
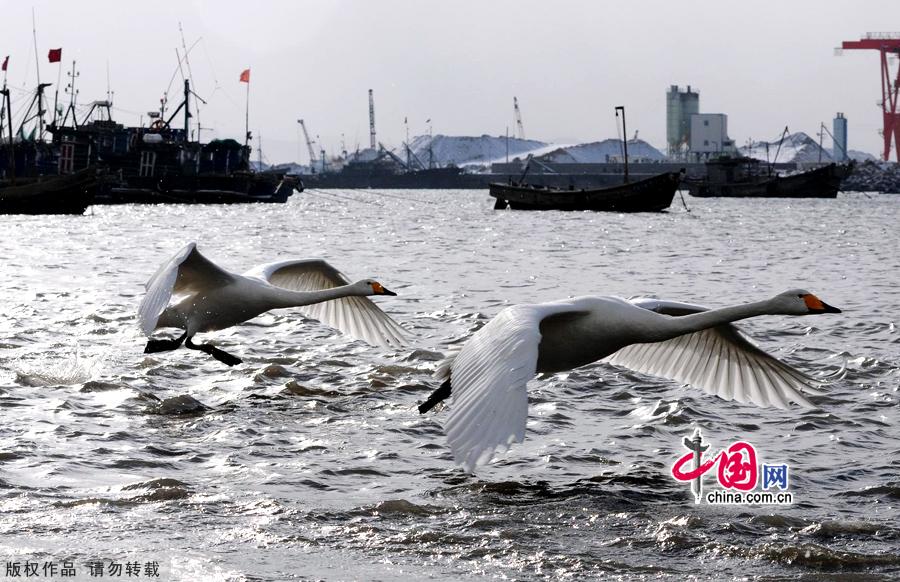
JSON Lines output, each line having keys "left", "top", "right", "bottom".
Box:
{"left": 513, "top": 96, "right": 525, "bottom": 139}
{"left": 298, "top": 119, "right": 317, "bottom": 165}
{"left": 840, "top": 33, "right": 900, "bottom": 161}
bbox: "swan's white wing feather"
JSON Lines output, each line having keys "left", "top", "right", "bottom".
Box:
{"left": 244, "top": 259, "right": 407, "bottom": 348}
{"left": 444, "top": 301, "right": 585, "bottom": 472}
{"left": 138, "top": 243, "right": 235, "bottom": 335}
{"left": 244, "top": 259, "right": 352, "bottom": 288}
{"left": 605, "top": 298, "right": 823, "bottom": 409}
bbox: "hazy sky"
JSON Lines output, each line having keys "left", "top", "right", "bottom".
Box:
{"left": 2, "top": 0, "right": 899, "bottom": 163}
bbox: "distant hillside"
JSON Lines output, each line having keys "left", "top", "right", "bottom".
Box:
{"left": 536, "top": 139, "right": 666, "bottom": 163}
{"left": 409, "top": 134, "right": 547, "bottom": 166}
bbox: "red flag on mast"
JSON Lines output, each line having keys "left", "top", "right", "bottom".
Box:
{"left": 48, "top": 48, "right": 62, "bottom": 63}
{"left": 239, "top": 68, "right": 250, "bottom": 83}
{"left": 1, "top": 56, "right": 8, "bottom": 72}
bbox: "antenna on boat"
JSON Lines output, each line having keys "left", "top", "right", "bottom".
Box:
{"left": 60, "top": 60, "right": 80, "bottom": 128}
{"left": 106, "top": 60, "right": 112, "bottom": 104}
{"left": 615, "top": 105, "right": 629, "bottom": 183}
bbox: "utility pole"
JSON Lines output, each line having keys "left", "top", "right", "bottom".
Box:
{"left": 368, "top": 89, "right": 376, "bottom": 150}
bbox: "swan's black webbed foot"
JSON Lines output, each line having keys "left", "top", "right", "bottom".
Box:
{"left": 144, "top": 331, "right": 188, "bottom": 353}
{"left": 418, "top": 377, "right": 452, "bottom": 414}
{"left": 185, "top": 336, "right": 243, "bottom": 366}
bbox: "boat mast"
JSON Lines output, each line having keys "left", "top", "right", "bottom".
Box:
{"left": 16, "top": 83, "right": 52, "bottom": 138}
{"left": 31, "top": 8, "right": 46, "bottom": 140}
{"left": 616, "top": 105, "right": 629, "bottom": 183}
{"left": 183, "top": 78, "right": 190, "bottom": 141}
{"left": 244, "top": 75, "right": 250, "bottom": 149}
{"left": 769, "top": 125, "right": 789, "bottom": 175}
{"left": 1, "top": 87, "right": 15, "bottom": 184}
{"left": 0, "top": 63, "right": 6, "bottom": 140}
{"left": 405, "top": 116, "right": 410, "bottom": 171}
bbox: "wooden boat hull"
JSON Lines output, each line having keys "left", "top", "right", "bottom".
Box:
{"left": 95, "top": 173, "right": 300, "bottom": 205}
{"left": 489, "top": 171, "right": 682, "bottom": 212}
{"left": 0, "top": 168, "right": 97, "bottom": 215}
{"left": 688, "top": 162, "right": 851, "bottom": 198}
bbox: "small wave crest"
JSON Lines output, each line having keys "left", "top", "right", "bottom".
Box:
{"left": 14, "top": 353, "right": 97, "bottom": 386}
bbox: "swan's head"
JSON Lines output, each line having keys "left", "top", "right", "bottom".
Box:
{"left": 774, "top": 289, "right": 841, "bottom": 315}
{"left": 354, "top": 279, "right": 397, "bottom": 297}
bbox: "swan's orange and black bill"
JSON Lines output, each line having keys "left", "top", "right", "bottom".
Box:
{"left": 372, "top": 282, "right": 397, "bottom": 296}
{"left": 803, "top": 294, "right": 841, "bottom": 314}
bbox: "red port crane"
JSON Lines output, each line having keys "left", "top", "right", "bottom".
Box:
{"left": 841, "top": 33, "right": 900, "bottom": 162}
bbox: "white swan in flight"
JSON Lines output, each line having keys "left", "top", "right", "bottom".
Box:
{"left": 419, "top": 289, "right": 841, "bottom": 472}
{"left": 138, "top": 243, "right": 407, "bottom": 365}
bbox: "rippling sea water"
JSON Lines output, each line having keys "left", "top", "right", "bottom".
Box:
{"left": 1, "top": 190, "right": 898, "bottom": 581}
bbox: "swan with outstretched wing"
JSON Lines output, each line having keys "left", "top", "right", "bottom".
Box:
{"left": 139, "top": 242, "right": 407, "bottom": 365}
{"left": 419, "top": 290, "right": 841, "bottom": 472}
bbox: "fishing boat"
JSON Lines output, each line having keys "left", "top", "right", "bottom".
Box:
{"left": 490, "top": 106, "right": 683, "bottom": 212}
{"left": 490, "top": 171, "right": 683, "bottom": 211}
{"left": 98, "top": 170, "right": 298, "bottom": 205}
{"left": 686, "top": 156, "right": 854, "bottom": 198}
{"left": 0, "top": 166, "right": 97, "bottom": 215}
{"left": 47, "top": 82, "right": 300, "bottom": 205}
{"left": 0, "top": 87, "right": 96, "bottom": 215}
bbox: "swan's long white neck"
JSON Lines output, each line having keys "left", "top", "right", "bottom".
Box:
{"left": 263, "top": 284, "right": 361, "bottom": 309}
{"left": 652, "top": 298, "right": 776, "bottom": 342}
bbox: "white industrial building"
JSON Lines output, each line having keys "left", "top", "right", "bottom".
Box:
{"left": 689, "top": 113, "right": 735, "bottom": 158}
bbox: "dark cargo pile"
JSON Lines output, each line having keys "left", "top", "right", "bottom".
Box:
{"left": 841, "top": 160, "right": 900, "bottom": 193}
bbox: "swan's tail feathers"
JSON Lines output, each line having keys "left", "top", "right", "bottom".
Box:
{"left": 419, "top": 377, "right": 452, "bottom": 414}
{"left": 184, "top": 337, "right": 243, "bottom": 367}
{"left": 143, "top": 332, "right": 187, "bottom": 354}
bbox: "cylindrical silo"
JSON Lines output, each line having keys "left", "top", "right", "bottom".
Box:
{"left": 833, "top": 113, "right": 848, "bottom": 162}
